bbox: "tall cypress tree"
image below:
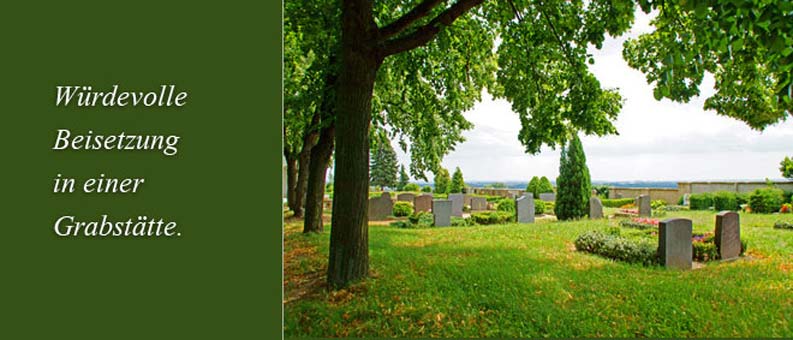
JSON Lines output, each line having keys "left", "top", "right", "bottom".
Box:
{"left": 433, "top": 168, "right": 451, "bottom": 194}
{"left": 555, "top": 135, "right": 591, "bottom": 220}
{"left": 397, "top": 165, "right": 409, "bottom": 191}
{"left": 369, "top": 140, "right": 398, "bottom": 190}
{"left": 449, "top": 167, "right": 465, "bottom": 193}
{"left": 526, "top": 176, "right": 540, "bottom": 198}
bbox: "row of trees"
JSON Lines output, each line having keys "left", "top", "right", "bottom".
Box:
{"left": 287, "top": 0, "right": 792, "bottom": 289}
{"left": 526, "top": 176, "right": 554, "bottom": 198}
{"left": 370, "top": 138, "right": 468, "bottom": 193}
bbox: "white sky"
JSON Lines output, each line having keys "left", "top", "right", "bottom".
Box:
{"left": 394, "top": 10, "right": 793, "bottom": 182}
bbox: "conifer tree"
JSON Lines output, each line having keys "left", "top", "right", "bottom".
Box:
{"left": 555, "top": 135, "right": 591, "bottom": 220}
{"left": 433, "top": 168, "right": 450, "bottom": 194}
{"left": 526, "top": 176, "right": 540, "bottom": 198}
{"left": 449, "top": 167, "right": 465, "bottom": 193}
{"left": 397, "top": 165, "right": 409, "bottom": 191}
{"left": 369, "top": 140, "right": 398, "bottom": 189}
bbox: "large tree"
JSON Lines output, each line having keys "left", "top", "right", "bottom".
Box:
{"left": 325, "top": 0, "right": 793, "bottom": 288}
{"left": 554, "top": 135, "right": 592, "bottom": 220}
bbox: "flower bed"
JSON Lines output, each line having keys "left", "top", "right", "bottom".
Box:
{"left": 619, "top": 217, "right": 659, "bottom": 230}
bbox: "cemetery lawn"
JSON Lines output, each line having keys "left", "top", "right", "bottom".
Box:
{"left": 283, "top": 210, "right": 793, "bottom": 338}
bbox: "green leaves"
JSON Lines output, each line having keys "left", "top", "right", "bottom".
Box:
{"left": 623, "top": 0, "right": 793, "bottom": 130}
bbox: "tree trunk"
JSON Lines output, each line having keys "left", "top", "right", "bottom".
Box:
{"left": 327, "top": 0, "right": 380, "bottom": 289}
{"left": 303, "top": 123, "right": 335, "bottom": 233}
{"left": 285, "top": 153, "right": 298, "bottom": 213}
{"left": 293, "top": 113, "right": 321, "bottom": 218}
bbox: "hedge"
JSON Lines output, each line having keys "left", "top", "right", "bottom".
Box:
{"left": 574, "top": 230, "right": 658, "bottom": 265}
{"left": 689, "top": 193, "right": 713, "bottom": 210}
{"left": 471, "top": 211, "right": 514, "bottom": 225}
{"left": 601, "top": 198, "right": 635, "bottom": 208}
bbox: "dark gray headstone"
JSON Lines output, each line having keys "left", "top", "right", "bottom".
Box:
{"left": 715, "top": 211, "right": 741, "bottom": 260}
{"left": 637, "top": 194, "right": 651, "bottom": 217}
{"left": 516, "top": 195, "right": 535, "bottom": 223}
{"left": 463, "top": 194, "right": 473, "bottom": 207}
{"left": 589, "top": 196, "right": 603, "bottom": 219}
{"left": 659, "top": 218, "right": 693, "bottom": 270}
{"left": 448, "top": 193, "right": 464, "bottom": 217}
{"left": 414, "top": 194, "right": 432, "bottom": 213}
{"left": 368, "top": 192, "right": 393, "bottom": 221}
{"left": 470, "top": 197, "right": 487, "bottom": 211}
{"left": 432, "top": 200, "right": 452, "bottom": 227}
{"left": 539, "top": 192, "right": 556, "bottom": 202}
{"left": 397, "top": 193, "right": 416, "bottom": 203}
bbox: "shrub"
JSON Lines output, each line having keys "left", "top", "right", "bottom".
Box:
{"left": 736, "top": 193, "right": 750, "bottom": 206}
{"left": 496, "top": 198, "right": 516, "bottom": 213}
{"left": 619, "top": 218, "right": 659, "bottom": 230}
{"left": 692, "top": 240, "right": 719, "bottom": 261}
{"left": 408, "top": 212, "right": 434, "bottom": 227}
{"left": 544, "top": 201, "right": 555, "bottom": 215}
{"left": 393, "top": 201, "right": 413, "bottom": 217}
{"left": 660, "top": 205, "right": 688, "bottom": 211}
{"left": 471, "top": 211, "right": 513, "bottom": 225}
{"left": 574, "top": 230, "right": 658, "bottom": 265}
{"left": 602, "top": 198, "right": 634, "bottom": 208}
{"left": 421, "top": 186, "right": 432, "bottom": 193}
{"left": 774, "top": 221, "right": 793, "bottom": 230}
{"left": 535, "top": 200, "right": 545, "bottom": 215}
{"left": 403, "top": 183, "right": 420, "bottom": 192}
{"left": 389, "top": 220, "right": 414, "bottom": 229}
{"left": 689, "top": 193, "right": 714, "bottom": 210}
{"left": 451, "top": 216, "right": 475, "bottom": 227}
{"left": 749, "top": 187, "right": 785, "bottom": 213}
{"left": 712, "top": 191, "right": 739, "bottom": 211}
{"left": 651, "top": 200, "right": 667, "bottom": 210}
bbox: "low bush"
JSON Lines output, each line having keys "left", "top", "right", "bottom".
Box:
{"left": 421, "top": 186, "right": 432, "bottom": 193}
{"left": 389, "top": 220, "right": 414, "bottom": 229}
{"left": 451, "top": 216, "right": 476, "bottom": 227}
{"left": 651, "top": 200, "right": 667, "bottom": 210}
{"left": 713, "top": 191, "right": 739, "bottom": 211}
{"left": 692, "top": 240, "right": 718, "bottom": 262}
{"left": 660, "top": 205, "right": 689, "bottom": 211}
{"left": 619, "top": 218, "right": 659, "bottom": 230}
{"left": 736, "top": 193, "right": 750, "bottom": 206}
{"left": 602, "top": 198, "right": 634, "bottom": 208}
{"left": 749, "top": 187, "right": 784, "bottom": 213}
{"left": 471, "top": 211, "right": 513, "bottom": 225}
{"left": 535, "top": 200, "right": 545, "bottom": 215}
{"left": 407, "top": 212, "right": 434, "bottom": 228}
{"left": 496, "top": 198, "right": 516, "bottom": 213}
{"left": 403, "top": 183, "right": 420, "bottom": 192}
{"left": 574, "top": 230, "right": 658, "bottom": 266}
{"left": 773, "top": 221, "right": 793, "bottom": 230}
{"left": 544, "top": 201, "right": 555, "bottom": 215}
{"left": 689, "top": 193, "right": 714, "bottom": 210}
{"left": 393, "top": 201, "right": 413, "bottom": 217}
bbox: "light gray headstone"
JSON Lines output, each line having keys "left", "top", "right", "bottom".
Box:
{"left": 715, "top": 211, "right": 741, "bottom": 260}
{"left": 637, "top": 194, "right": 651, "bottom": 217}
{"left": 589, "top": 196, "right": 603, "bottom": 219}
{"left": 516, "top": 195, "right": 535, "bottom": 223}
{"left": 414, "top": 194, "right": 433, "bottom": 213}
{"left": 470, "top": 197, "right": 488, "bottom": 211}
{"left": 539, "top": 192, "right": 556, "bottom": 202}
{"left": 448, "top": 193, "right": 464, "bottom": 217}
{"left": 432, "top": 200, "right": 452, "bottom": 227}
{"left": 397, "top": 193, "right": 416, "bottom": 203}
{"left": 682, "top": 193, "right": 691, "bottom": 206}
{"left": 367, "top": 192, "right": 393, "bottom": 220}
{"left": 659, "top": 218, "right": 693, "bottom": 270}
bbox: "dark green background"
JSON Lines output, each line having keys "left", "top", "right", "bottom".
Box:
{"left": 2, "top": 1, "right": 281, "bottom": 338}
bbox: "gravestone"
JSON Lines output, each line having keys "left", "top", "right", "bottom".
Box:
{"left": 682, "top": 193, "right": 691, "bottom": 206}
{"left": 432, "top": 200, "right": 452, "bottom": 227}
{"left": 589, "top": 196, "right": 603, "bottom": 219}
{"left": 659, "top": 218, "right": 693, "bottom": 270}
{"left": 463, "top": 194, "right": 473, "bottom": 207}
{"left": 516, "top": 195, "right": 535, "bottom": 223}
{"left": 397, "top": 193, "right": 416, "bottom": 203}
{"left": 414, "top": 194, "right": 433, "bottom": 213}
{"left": 715, "top": 211, "right": 741, "bottom": 260}
{"left": 448, "top": 193, "right": 464, "bottom": 217}
{"left": 539, "top": 192, "right": 555, "bottom": 201}
{"left": 368, "top": 192, "right": 393, "bottom": 221}
{"left": 637, "top": 194, "right": 651, "bottom": 217}
{"left": 470, "top": 197, "right": 487, "bottom": 211}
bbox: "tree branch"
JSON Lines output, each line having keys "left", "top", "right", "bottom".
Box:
{"left": 379, "top": 0, "right": 446, "bottom": 39}
{"left": 379, "top": 0, "right": 485, "bottom": 58}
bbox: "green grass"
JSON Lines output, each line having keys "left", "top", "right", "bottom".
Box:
{"left": 284, "top": 210, "right": 793, "bottom": 337}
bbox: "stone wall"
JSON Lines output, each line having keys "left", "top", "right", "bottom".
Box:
{"left": 609, "top": 181, "right": 793, "bottom": 204}
{"left": 469, "top": 188, "right": 526, "bottom": 198}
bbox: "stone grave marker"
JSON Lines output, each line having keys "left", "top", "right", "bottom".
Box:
{"left": 414, "top": 194, "right": 433, "bottom": 213}
{"left": 432, "top": 200, "right": 452, "bottom": 227}
{"left": 659, "top": 218, "right": 693, "bottom": 270}
{"left": 589, "top": 196, "right": 603, "bottom": 219}
{"left": 539, "top": 192, "right": 556, "bottom": 201}
{"left": 715, "top": 211, "right": 741, "bottom": 260}
{"left": 516, "top": 195, "right": 535, "bottom": 223}
{"left": 397, "top": 193, "right": 416, "bottom": 203}
{"left": 637, "top": 194, "right": 651, "bottom": 217}
{"left": 367, "top": 192, "right": 393, "bottom": 221}
{"left": 470, "top": 197, "right": 487, "bottom": 211}
{"left": 448, "top": 193, "right": 464, "bottom": 217}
